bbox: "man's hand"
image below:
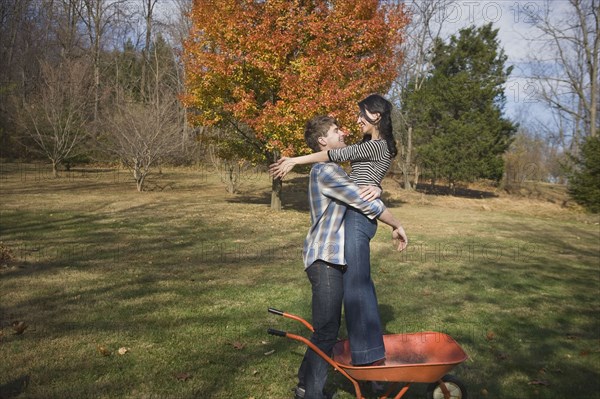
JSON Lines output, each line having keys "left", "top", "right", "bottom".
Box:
{"left": 269, "top": 157, "right": 296, "bottom": 179}
{"left": 392, "top": 225, "right": 408, "bottom": 252}
{"left": 358, "top": 185, "right": 382, "bottom": 201}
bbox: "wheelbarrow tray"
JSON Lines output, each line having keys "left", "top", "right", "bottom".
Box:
{"left": 332, "top": 332, "right": 468, "bottom": 383}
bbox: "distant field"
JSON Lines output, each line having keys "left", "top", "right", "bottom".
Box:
{"left": 1, "top": 163, "right": 598, "bottom": 399}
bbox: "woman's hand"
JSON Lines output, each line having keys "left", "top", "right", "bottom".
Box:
{"left": 269, "top": 157, "right": 296, "bottom": 179}
{"left": 358, "top": 185, "right": 382, "bottom": 201}
{"left": 392, "top": 225, "right": 408, "bottom": 252}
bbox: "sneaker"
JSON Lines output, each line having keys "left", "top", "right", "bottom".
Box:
{"left": 293, "top": 385, "right": 336, "bottom": 399}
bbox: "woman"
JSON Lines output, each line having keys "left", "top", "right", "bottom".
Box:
{"left": 270, "top": 94, "right": 401, "bottom": 366}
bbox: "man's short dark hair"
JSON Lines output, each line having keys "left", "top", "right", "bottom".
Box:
{"left": 304, "top": 115, "right": 338, "bottom": 152}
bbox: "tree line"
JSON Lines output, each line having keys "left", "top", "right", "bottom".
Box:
{"left": 1, "top": 0, "right": 597, "bottom": 211}
{"left": 0, "top": 0, "right": 192, "bottom": 191}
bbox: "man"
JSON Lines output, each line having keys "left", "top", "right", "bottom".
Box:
{"left": 293, "top": 115, "right": 408, "bottom": 399}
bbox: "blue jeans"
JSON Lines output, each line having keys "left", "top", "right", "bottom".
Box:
{"left": 297, "top": 261, "right": 344, "bottom": 399}
{"left": 343, "top": 207, "right": 385, "bottom": 365}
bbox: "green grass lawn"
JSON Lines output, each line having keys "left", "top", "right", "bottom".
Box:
{"left": 1, "top": 163, "right": 599, "bottom": 399}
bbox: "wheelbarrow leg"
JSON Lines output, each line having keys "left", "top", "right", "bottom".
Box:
{"left": 391, "top": 383, "right": 411, "bottom": 399}
{"left": 372, "top": 382, "right": 402, "bottom": 399}
{"left": 377, "top": 382, "right": 399, "bottom": 399}
{"left": 374, "top": 382, "right": 411, "bottom": 399}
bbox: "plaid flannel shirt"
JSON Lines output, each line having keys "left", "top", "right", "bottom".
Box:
{"left": 302, "top": 162, "right": 385, "bottom": 269}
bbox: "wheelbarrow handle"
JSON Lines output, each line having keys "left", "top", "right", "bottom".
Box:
{"left": 268, "top": 329, "right": 364, "bottom": 398}
{"left": 267, "top": 307, "right": 315, "bottom": 332}
{"left": 268, "top": 308, "right": 284, "bottom": 316}
{"left": 267, "top": 328, "right": 286, "bottom": 337}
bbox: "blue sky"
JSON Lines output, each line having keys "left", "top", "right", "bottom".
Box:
{"left": 422, "top": 0, "right": 572, "bottom": 125}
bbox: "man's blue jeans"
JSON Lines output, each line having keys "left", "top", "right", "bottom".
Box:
{"left": 297, "top": 261, "right": 344, "bottom": 399}
{"left": 343, "top": 207, "right": 385, "bottom": 365}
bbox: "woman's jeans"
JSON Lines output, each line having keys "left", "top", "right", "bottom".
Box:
{"left": 297, "top": 261, "right": 344, "bottom": 399}
{"left": 343, "top": 207, "right": 385, "bottom": 365}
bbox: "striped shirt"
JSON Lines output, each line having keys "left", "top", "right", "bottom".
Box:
{"left": 303, "top": 162, "right": 385, "bottom": 269}
{"left": 328, "top": 139, "right": 391, "bottom": 187}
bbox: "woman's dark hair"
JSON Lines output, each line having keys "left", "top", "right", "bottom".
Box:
{"left": 358, "top": 94, "right": 397, "bottom": 158}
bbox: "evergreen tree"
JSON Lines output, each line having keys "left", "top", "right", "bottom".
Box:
{"left": 402, "top": 23, "right": 517, "bottom": 187}
{"left": 113, "top": 39, "right": 143, "bottom": 101}
{"left": 568, "top": 135, "right": 600, "bottom": 213}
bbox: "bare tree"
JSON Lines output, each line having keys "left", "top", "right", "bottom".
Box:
{"left": 79, "top": 0, "right": 129, "bottom": 121}
{"left": 391, "top": 0, "right": 456, "bottom": 190}
{"left": 524, "top": 0, "right": 599, "bottom": 152}
{"left": 155, "top": 0, "right": 193, "bottom": 152}
{"left": 0, "top": 1, "right": 52, "bottom": 107}
{"left": 139, "top": 0, "right": 158, "bottom": 100}
{"left": 207, "top": 144, "right": 248, "bottom": 195}
{"left": 103, "top": 35, "right": 182, "bottom": 191}
{"left": 102, "top": 91, "right": 181, "bottom": 191}
{"left": 19, "top": 58, "right": 94, "bottom": 177}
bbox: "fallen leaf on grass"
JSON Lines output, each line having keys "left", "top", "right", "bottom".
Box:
{"left": 12, "top": 321, "right": 28, "bottom": 335}
{"left": 97, "top": 345, "right": 111, "bottom": 356}
{"left": 118, "top": 347, "right": 129, "bottom": 355}
{"left": 264, "top": 350, "right": 275, "bottom": 356}
{"left": 174, "top": 372, "right": 191, "bottom": 382}
{"left": 232, "top": 341, "right": 245, "bottom": 350}
{"left": 485, "top": 331, "right": 495, "bottom": 341}
{"left": 528, "top": 380, "right": 550, "bottom": 386}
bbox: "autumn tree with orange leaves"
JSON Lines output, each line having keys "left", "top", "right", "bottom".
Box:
{"left": 182, "top": 0, "right": 408, "bottom": 209}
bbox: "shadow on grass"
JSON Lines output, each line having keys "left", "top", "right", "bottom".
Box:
{"left": 0, "top": 194, "right": 312, "bottom": 396}
{"left": 229, "top": 175, "right": 407, "bottom": 212}
{"left": 2, "top": 168, "right": 597, "bottom": 398}
{"left": 1, "top": 253, "right": 306, "bottom": 398}
{"left": 433, "top": 222, "right": 600, "bottom": 398}
{"left": 379, "top": 303, "right": 397, "bottom": 335}
{"left": 226, "top": 175, "right": 310, "bottom": 211}
{"left": 0, "top": 375, "right": 30, "bottom": 399}
{"left": 414, "top": 182, "right": 498, "bottom": 199}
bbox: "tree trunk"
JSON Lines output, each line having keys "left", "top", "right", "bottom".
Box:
{"left": 414, "top": 163, "right": 420, "bottom": 189}
{"left": 93, "top": 10, "right": 100, "bottom": 122}
{"left": 141, "top": 0, "right": 154, "bottom": 100}
{"left": 226, "top": 164, "right": 236, "bottom": 194}
{"left": 404, "top": 125, "right": 413, "bottom": 190}
{"left": 135, "top": 172, "right": 146, "bottom": 192}
{"left": 136, "top": 176, "right": 145, "bottom": 192}
{"left": 52, "top": 161, "right": 59, "bottom": 178}
{"left": 271, "top": 177, "right": 282, "bottom": 210}
{"left": 133, "top": 162, "right": 145, "bottom": 191}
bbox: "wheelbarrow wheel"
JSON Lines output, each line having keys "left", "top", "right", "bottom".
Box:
{"left": 426, "top": 374, "right": 467, "bottom": 399}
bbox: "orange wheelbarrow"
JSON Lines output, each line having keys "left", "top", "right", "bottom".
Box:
{"left": 267, "top": 308, "right": 469, "bottom": 399}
